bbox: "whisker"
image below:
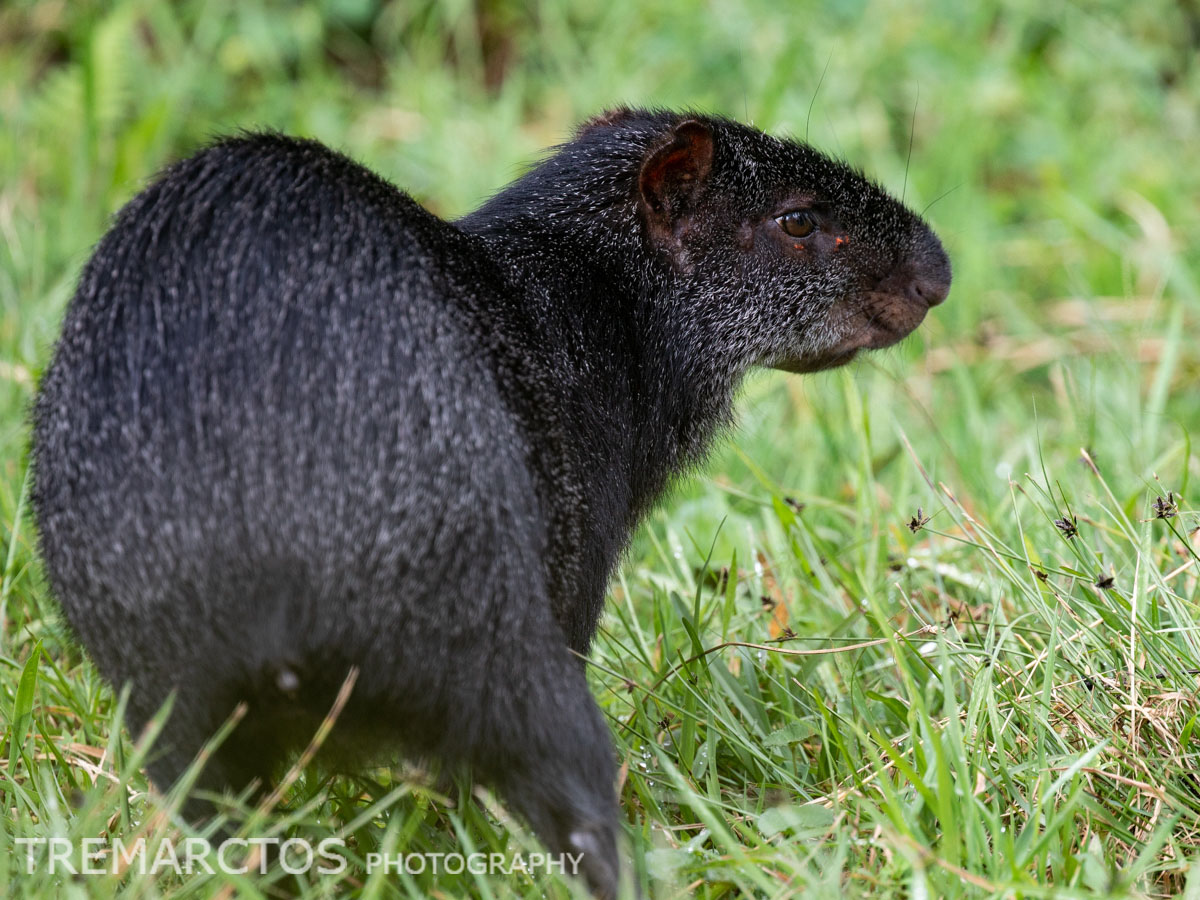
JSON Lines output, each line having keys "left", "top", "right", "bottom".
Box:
{"left": 806, "top": 51, "right": 833, "bottom": 144}
{"left": 921, "top": 183, "right": 963, "bottom": 218}
{"left": 903, "top": 84, "right": 918, "bottom": 203}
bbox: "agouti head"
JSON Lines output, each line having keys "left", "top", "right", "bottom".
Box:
{"left": 474, "top": 108, "right": 950, "bottom": 379}
{"left": 634, "top": 109, "right": 952, "bottom": 375}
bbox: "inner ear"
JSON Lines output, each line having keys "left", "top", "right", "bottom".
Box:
{"left": 638, "top": 120, "right": 714, "bottom": 228}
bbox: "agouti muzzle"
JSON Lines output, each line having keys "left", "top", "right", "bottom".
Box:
{"left": 32, "top": 108, "right": 949, "bottom": 897}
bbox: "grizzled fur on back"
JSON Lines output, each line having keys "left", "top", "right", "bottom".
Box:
{"left": 32, "top": 108, "right": 949, "bottom": 898}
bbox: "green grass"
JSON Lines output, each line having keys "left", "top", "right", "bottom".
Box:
{"left": 3, "top": 0, "right": 1200, "bottom": 897}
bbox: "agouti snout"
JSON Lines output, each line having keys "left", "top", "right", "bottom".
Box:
{"left": 32, "top": 108, "right": 949, "bottom": 897}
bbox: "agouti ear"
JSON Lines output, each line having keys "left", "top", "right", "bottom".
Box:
{"left": 638, "top": 120, "right": 714, "bottom": 233}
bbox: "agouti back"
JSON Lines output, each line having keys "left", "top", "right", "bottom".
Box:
{"left": 32, "top": 108, "right": 950, "bottom": 897}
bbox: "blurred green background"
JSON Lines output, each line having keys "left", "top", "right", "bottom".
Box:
{"left": 3, "top": 2, "right": 1200, "bottom": 898}
{"left": 2, "top": 0, "right": 1198, "bottom": 502}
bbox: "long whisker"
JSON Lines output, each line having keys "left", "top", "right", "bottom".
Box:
{"left": 903, "top": 84, "right": 918, "bottom": 203}
{"left": 806, "top": 51, "right": 833, "bottom": 144}
{"left": 922, "top": 183, "right": 963, "bottom": 218}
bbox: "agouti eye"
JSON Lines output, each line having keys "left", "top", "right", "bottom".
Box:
{"left": 776, "top": 210, "right": 817, "bottom": 239}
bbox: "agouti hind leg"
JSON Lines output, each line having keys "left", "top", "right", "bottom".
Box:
{"left": 127, "top": 686, "right": 282, "bottom": 828}
{"left": 470, "top": 627, "right": 621, "bottom": 899}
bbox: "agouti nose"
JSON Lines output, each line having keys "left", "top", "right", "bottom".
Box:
{"left": 910, "top": 271, "right": 950, "bottom": 308}
{"left": 874, "top": 232, "right": 951, "bottom": 310}
{"left": 910, "top": 233, "right": 951, "bottom": 308}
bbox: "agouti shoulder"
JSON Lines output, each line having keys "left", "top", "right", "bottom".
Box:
{"left": 31, "top": 108, "right": 949, "bottom": 899}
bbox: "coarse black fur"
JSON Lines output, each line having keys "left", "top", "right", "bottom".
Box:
{"left": 31, "top": 108, "right": 950, "bottom": 897}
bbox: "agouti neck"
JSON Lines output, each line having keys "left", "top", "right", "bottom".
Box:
{"left": 459, "top": 204, "right": 741, "bottom": 529}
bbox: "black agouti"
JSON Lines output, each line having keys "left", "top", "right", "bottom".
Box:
{"left": 32, "top": 108, "right": 949, "bottom": 897}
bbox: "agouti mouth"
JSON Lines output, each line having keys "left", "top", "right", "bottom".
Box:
{"left": 773, "top": 289, "right": 932, "bottom": 374}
